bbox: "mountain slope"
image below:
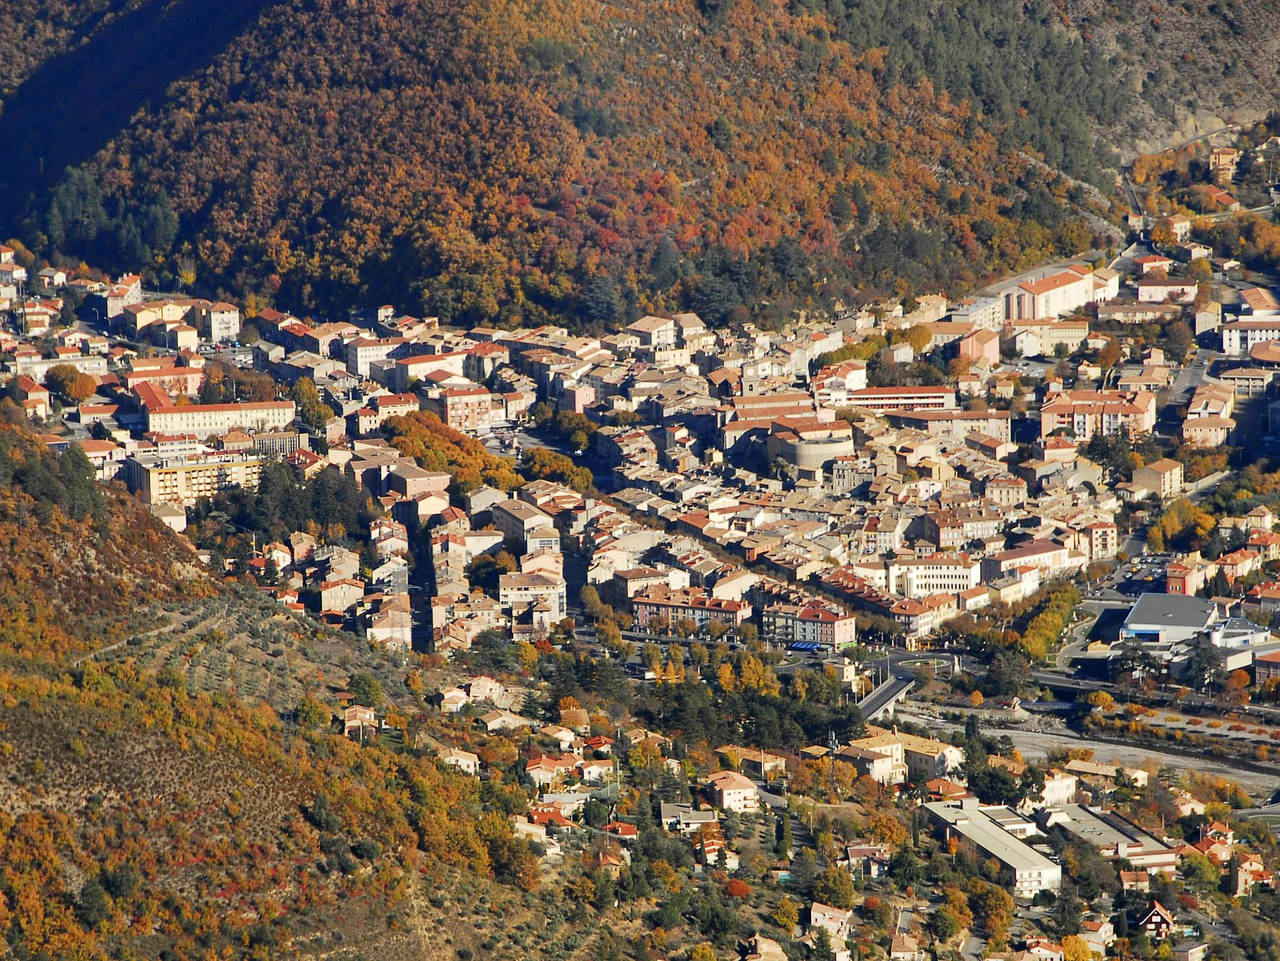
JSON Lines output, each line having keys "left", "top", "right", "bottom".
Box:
{"left": 1062, "top": 0, "right": 1280, "bottom": 156}
{"left": 10, "top": 0, "right": 1127, "bottom": 326}
{"left": 0, "top": 417, "right": 544, "bottom": 960}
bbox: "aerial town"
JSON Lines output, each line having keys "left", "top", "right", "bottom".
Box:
{"left": 5, "top": 141, "right": 1280, "bottom": 961}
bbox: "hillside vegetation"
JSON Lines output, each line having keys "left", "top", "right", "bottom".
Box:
{"left": 0, "top": 415, "right": 546, "bottom": 960}
{"left": 1063, "top": 0, "right": 1280, "bottom": 154}
{"left": 5, "top": 0, "right": 1135, "bottom": 327}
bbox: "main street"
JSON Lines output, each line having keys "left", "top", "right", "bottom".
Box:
{"left": 1154, "top": 346, "right": 1216, "bottom": 438}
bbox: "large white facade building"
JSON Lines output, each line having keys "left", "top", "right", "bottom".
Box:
{"left": 925, "top": 799, "right": 1062, "bottom": 897}
{"left": 145, "top": 401, "right": 296, "bottom": 439}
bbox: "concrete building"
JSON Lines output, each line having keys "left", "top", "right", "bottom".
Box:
{"left": 1003, "top": 267, "right": 1094, "bottom": 321}
{"left": 491, "top": 498, "right": 558, "bottom": 553}
{"left": 632, "top": 586, "right": 752, "bottom": 630}
{"left": 626, "top": 315, "right": 678, "bottom": 349}
{"left": 1119, "top": 593, "right": 1218, "bottom": 647}
{"left": 498, "top": 570, "right": 567, "bottom": 621}
{"left": 1040, "top": 390, "right": 1155, "bottom": 441}
{"left": 1223, "top": 318, "right": 1280, "bottom": 356}
{"left": 924, "top": 798, "right": 1062, "bottom": 897}
{"left": 981, "top": 540, "right": 1077, "bottom": 581}
{"left": 194, "top": 302, "right": 242, "bottom": 342}
{"left": 1009, "top": 319, "right": 1090, "bottom": 358}
{"left": 1136, "top": 278, "right": 1197, "bottom": 303}
{"left": 766, "top": 419, "right": 855, "bottom": 471}
{"left": 1255, "top": 650, "right": 1280, "bottom": 684}
{"left": 1132, "top": 458, "right": 1184, "bottom": 501}
{"left": 888, "top": 554, "right": 982, "bottom": 598}
{"left": 427, "top": 386, "right": 494, "bottom": 434}
{"left": 761, "top": 599, "right": 858, "bottom": 649}
{"left": 844, "top": 385, "right": 957, "bottom": 412}
{"left": 13, "top": 353, "right": 109, "bottom": 382}
{"left": 705, "top": 770, "right": 760, "bottom": 813}
{"left": 123, "top": 451, "right": 264, "bottom": 506}
{"left": 144, "top": 401, "right": 296, "bottom": 439}
{"left": 896, "top": 730, "right": 965, "bottom": 781}
{"left": 1039, "top": 805, "right": 1176, "bottom": 876}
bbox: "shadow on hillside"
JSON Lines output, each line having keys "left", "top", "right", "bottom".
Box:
{"left": 0, "top": 0, "right": 276, "bottom": 221}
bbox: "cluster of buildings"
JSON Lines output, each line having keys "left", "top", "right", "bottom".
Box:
{"left": 0, "top": 250, "right": 1196, "bottom": 655}
{"left": 1, "top": 212, "right": 1276, "bottom": 664}
{"left": 232, "top": 524, "right": 415, "bottom": 651}
{"left": 1104, "top": 592, "right": 1278, "bottom": 681}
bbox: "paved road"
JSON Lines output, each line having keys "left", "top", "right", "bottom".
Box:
{"left": 857, "top": 676, "right": 914, "bottom": 721}
{"left": 1156, "top": 124, "right": 1245, "bottom": 159}
{"left": 1156, "top": 347, "right": 1215, "bottom": 437}
{"left": 1121, "top": 175, "right": 1144, "bottom": 217}
{"left": 1169, "top": 348, "right": 1214, "bottom": 404}
{"left": 1207, "top": 203, "right": 1276, "bottom": 224}
{"left": 1110, "top": 239, "right": 1154, "bottom": 274}
{"left": 977, "top": 250, "right": 1105, "bottom": 298}
{"left": 898, "top": 708, "right": 1280, "bottom": 798}
{"left": 1120, "top": 124, "right": 1244, "bottom": 169}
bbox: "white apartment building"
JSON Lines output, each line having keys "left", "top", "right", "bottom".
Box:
{"left": 844, "top": 385, "right": 957, "bottom": 411}
{"left": 145, "top": 401, "right": 296, "bottom": 438}
{"left": 706, "top": 770, "right": 760, "bottom": 813}
{"left": 1222, "top": 319, "right": 1280, "bottom": 356}
{"left": 888, "top": 555, "right": 982, "bottom": 598}
{"left": 1003, "top": 267, "right": 1094, "bottom": 321}
{"left": 498, "top": 571, "right": 567, "bottom": 621}
{"left": 346, "top": 336, "right": 407, "bottom": 377}
{"left": 194, "top": 302, "right": 242, "bottom": 342}
{"left": 490, "top": 498, "right": 558, "bottom": 553}
{"left": 981, "top": 539, "right": 1077, "bottom": 581}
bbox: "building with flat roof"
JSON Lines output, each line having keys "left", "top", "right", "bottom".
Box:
{"left": 123, "top": 451, "right": 264, "bottom": 506}
{"left": 924, "top": 798, "right": 1062, "bottom": 897}
{"left": 843, "top": 385, "right": 957, "bottom": 412}
{"left": 1119, "top": 593, "right": 1218, "bottom": 646}
{"left": 1038, "top": 804, "right": 1176, "bottom": 875}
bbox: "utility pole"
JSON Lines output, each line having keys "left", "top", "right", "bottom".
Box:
{"left": 828, "top": 729, "right": 838, "bottom": 795}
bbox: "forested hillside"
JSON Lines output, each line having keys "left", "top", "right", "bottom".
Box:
{"left": 2, "top": 0, "right": 1134, "bottom": 327}
{"left": 0, "top": 413, "right": 544, "bottom": 960}
{"left": 1062, "top": 0, "right": 1280, "bottom": 153}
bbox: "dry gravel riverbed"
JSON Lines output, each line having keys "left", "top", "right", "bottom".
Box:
{"left": 896, "top": 708, "right": 1280, "bottom": 800}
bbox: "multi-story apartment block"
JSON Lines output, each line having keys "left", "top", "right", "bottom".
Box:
{"left": 1039, "top": 390, "right": 1155, "bottom": 441}
{"left": 427, "top": 386, "right": 493, "bottom": 434}
{"left": 498, "top": 571, "right": 567, "bottom": 621}
{"left": 761, "top": 599, "right": 857, "bottom": 648}
{"left": 844, "top": 385, "right": 957, "bottom": 412}
{"left": 144, "top": 401, "right": 296, "bottom": 439}
{"left": 888, "top": 554, "right": 982, "bottom": 599}
{"left": 631, "top": 586, "right": 751, "bottom": 629}
{"left": 123, "top": 451, "right": 264, "bottom": 506}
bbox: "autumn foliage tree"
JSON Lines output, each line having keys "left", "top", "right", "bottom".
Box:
{"left": 383, "top": 410, "right": 521, "bottom": 495}
{"left": 23, "top": 0, "right": 1122, "bottom": 328}
{"left": 44, "top": 363, "right": 96, "bottom": 402}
